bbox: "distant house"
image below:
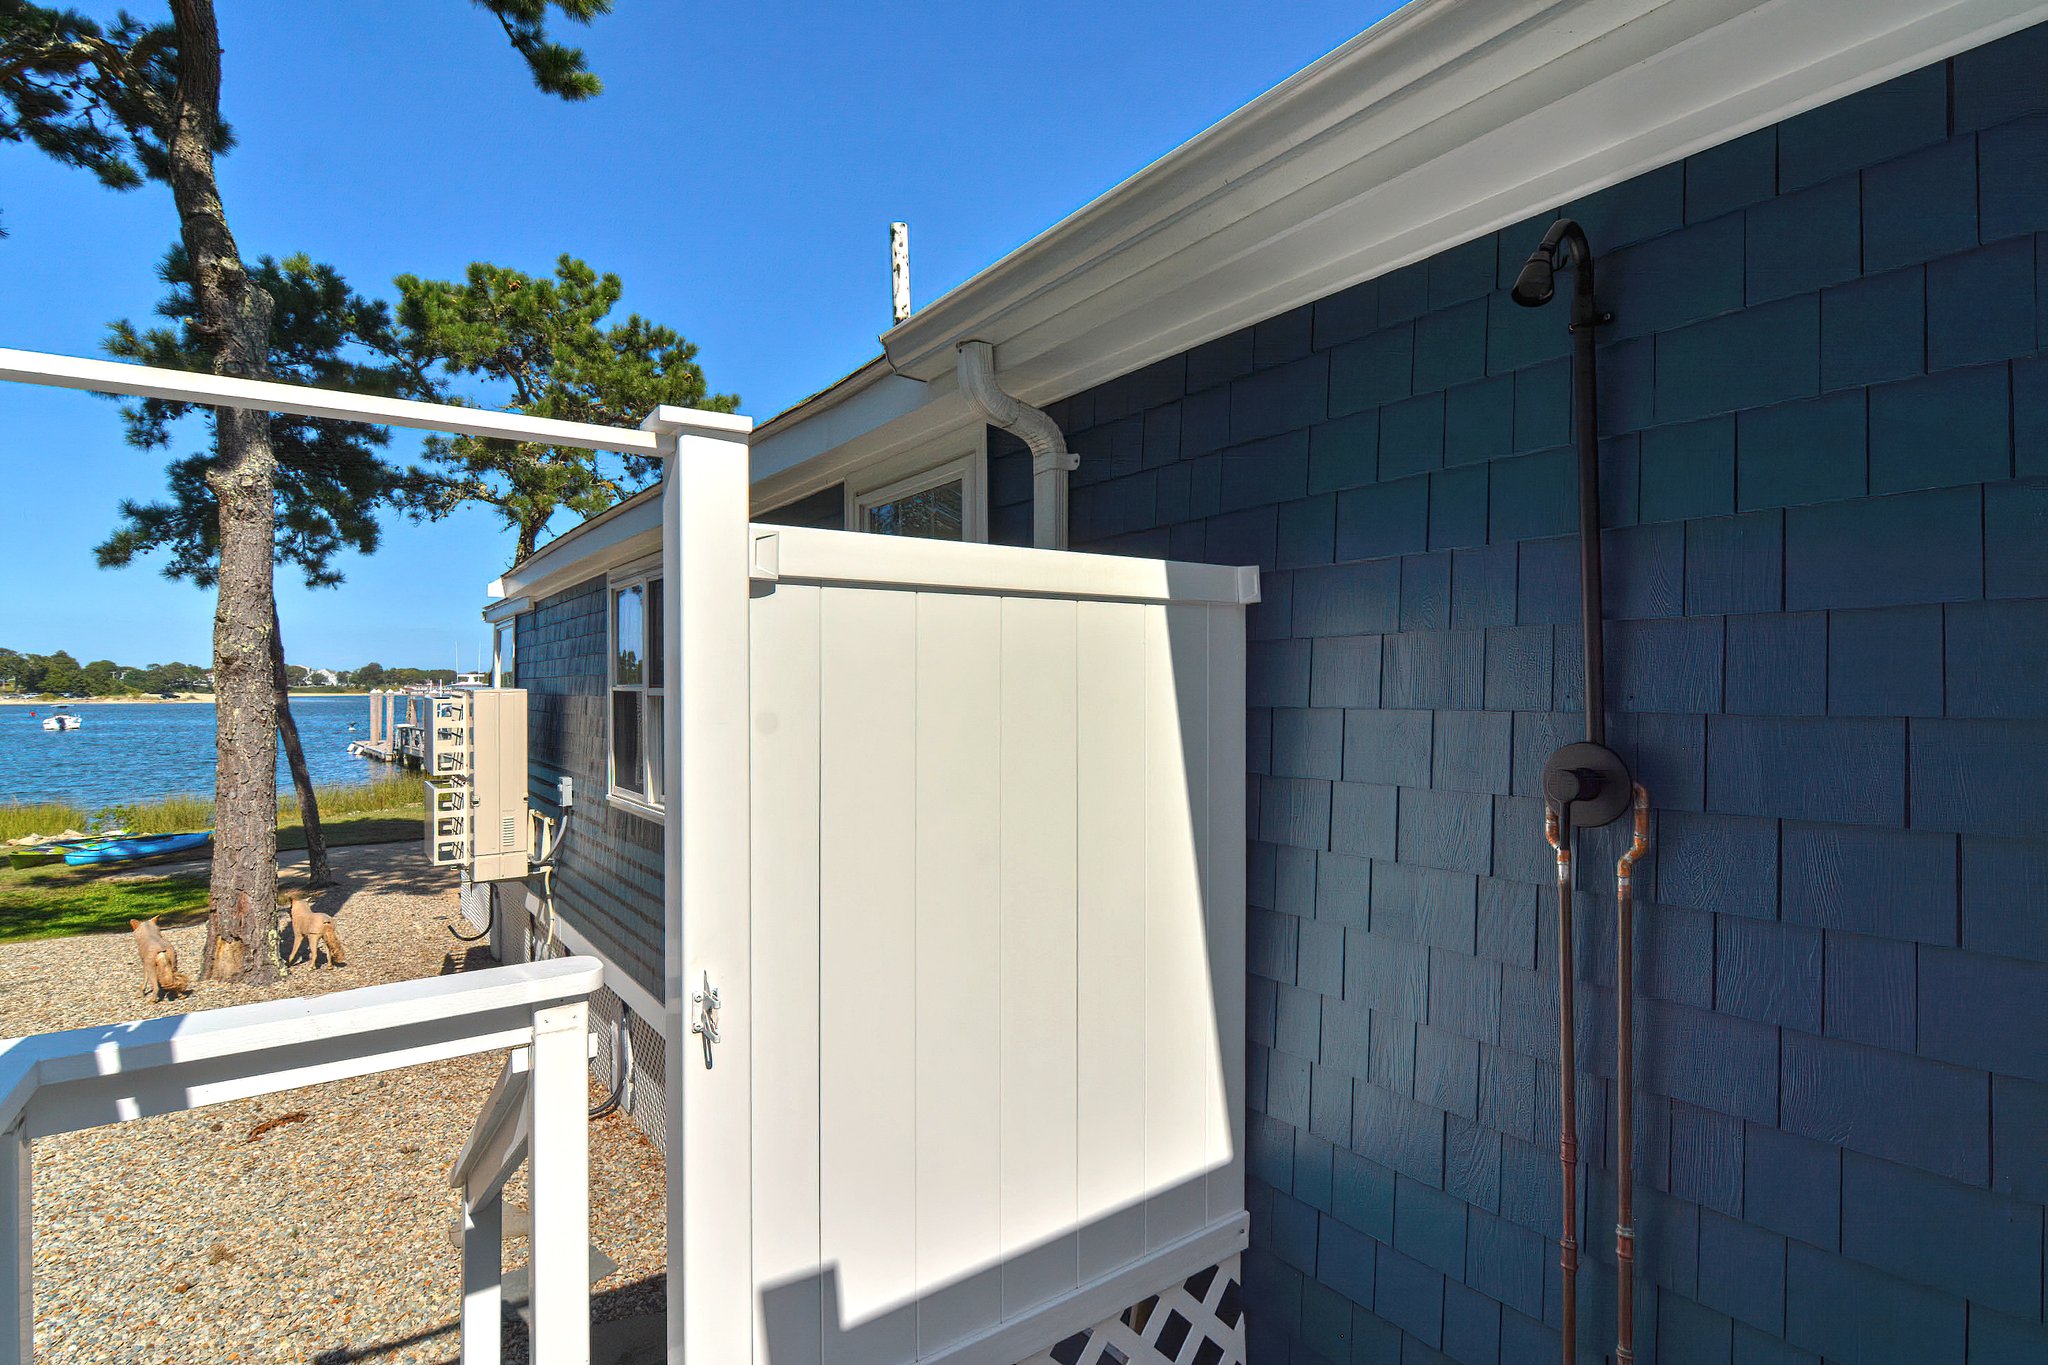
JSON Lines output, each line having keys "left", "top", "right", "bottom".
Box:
{"left": 482, "top": 4, "right": 2048, "bottom": 1362}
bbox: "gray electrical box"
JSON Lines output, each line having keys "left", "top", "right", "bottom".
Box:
{"left": 424, "top": 688, "right": 531, "bottom": 882}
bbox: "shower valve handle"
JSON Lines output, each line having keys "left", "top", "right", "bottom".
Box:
{"left": 1541, "top": 741, "right": 1634, "bottom": 829}
{"left": 1544, "top": 765, "right": 1605, "bottom": 807}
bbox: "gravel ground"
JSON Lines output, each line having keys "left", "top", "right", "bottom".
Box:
{"left": 2, "top": 842, "right": 665, "bottom": 1364}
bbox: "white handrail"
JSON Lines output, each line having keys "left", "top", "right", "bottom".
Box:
{"left": 0, "top": 956, "right": 601, "bottom": 1138}
{"left": 0, "top": 346, "right": 757, "bottom": 454}
{"left": 0, "top": 957, "right": 603, "bottom": 1365}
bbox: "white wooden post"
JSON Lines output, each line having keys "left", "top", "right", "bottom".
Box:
{"left": 527, "top": 1000, "right": 590, "bottom": 1365}
{"left": 646, "top": 404, "right": 755, "bottom": 1365}
{"left": 1, "top": 1123, "right": 28, "bottom": 1365}
{"left": 459, "top": 1192, "right": 503, "bottom": 1365}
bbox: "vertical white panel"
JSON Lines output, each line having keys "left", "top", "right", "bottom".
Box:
{"left": 914, "top": 593, "right": 1006, "bottom": 1353}
{"left": 1146, "top": 603, "right": 1212, "bottom": 1245}
{"left": 1000, "top": 595, "right": 1081, "bottom": 1316}
{"left": 459, "top": 1192, "right": 503, "bottom": 1365}
{"left": 661, "top": 423, "right": 756, "bottom": 1365}
{"left": 750, "top": 583, "right": 823, "bottom": 1365}
{"left": 1203, "top": 605, "right": 1249, "bottom": 1221}
{"left": 1076, "top": 600, "right": 1150, "bottom": 1282}
{"left": 819, "top": 587, "right": 919, "bottom": 1364}
{"left": 527, "top": 1000, "right": 591, "bottom": 1365}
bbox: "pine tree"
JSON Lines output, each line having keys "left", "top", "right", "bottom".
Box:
{"left": 97, "top": 247, "right": 434, "bottom": 887}
{"left": 0, "top": 0, "right": 610, "bottom": 980}
{"left": 394, "top": 255, "right": 739, "bottom": 565}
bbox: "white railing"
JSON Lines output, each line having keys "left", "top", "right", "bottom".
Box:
{"left": 0, "top": 956, "right": 603, "bottom": 1365}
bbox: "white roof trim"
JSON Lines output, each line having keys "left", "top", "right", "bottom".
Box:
{"left": 492, "top": 490, "right": 663, "bottom": 606}
{"left": 751, "top": 0, "right": 2048, "bottom": 501}
{"left": 482, "top": 595, "right": 532, "bottom": 624}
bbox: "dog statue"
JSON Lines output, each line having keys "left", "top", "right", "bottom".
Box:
{"left": 131, "top": 917, "right": 191, "bottom": 1000}
{"left": 285, "top": 894, "right": 348, "bottom": 970}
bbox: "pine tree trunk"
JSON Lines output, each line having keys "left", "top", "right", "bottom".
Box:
{"left": 514, "top": 512, "right": 548, "bottom": 568}
{"left": 273, "top": 605, "right": 331, "bottom": 887}
{"left": 166, "top": 0, "right": 282, "bottom": 983}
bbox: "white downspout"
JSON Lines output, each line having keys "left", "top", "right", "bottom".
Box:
{"left": 956, "top": 339, "right": 1076, "bottom": 550}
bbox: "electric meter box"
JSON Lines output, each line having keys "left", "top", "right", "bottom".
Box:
{"left": 422, "top": 688, "right": 531, "bottom": 882}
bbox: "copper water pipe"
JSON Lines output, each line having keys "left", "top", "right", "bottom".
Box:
{"left": 1614, "top": 785, "right": 1651, "bottom": 1364}
{"left": 1544, "top": 802, "right": 1579, "bottom": 1361}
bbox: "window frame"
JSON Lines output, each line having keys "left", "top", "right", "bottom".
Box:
{"left": 606, "top": 561, "right": 666, "bottom": 821}
{"left": 492, "top": 619, "right": 518, "bottom": 689}
{"left": 847, "top": 447, "right": 987, "bottom": 542}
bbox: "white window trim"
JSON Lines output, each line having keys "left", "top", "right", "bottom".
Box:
{"left": 492, "top": 617, "right": 521, "bottom": 689}
{"left": 847, "top": 445, "right": 987, "bottom": 542}
{"left": 606, "top": 566, "right": 666, "bottom": 821}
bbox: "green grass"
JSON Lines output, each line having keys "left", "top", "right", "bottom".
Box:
{"left": 99, "top": 772, "right": 425, "bottom": 834}
{"left": 0, "top": 862, "right": 212, "bottom": 943}
{"left": 0, "top": 802, "right": 94, "bottom": 842}
{"left": 0, "top": 776, "right": 427, "bottom": 943}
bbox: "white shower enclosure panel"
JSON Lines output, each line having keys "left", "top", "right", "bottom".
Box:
{"left": 723, "top": 525, "right": 1255, "bottom": 1365}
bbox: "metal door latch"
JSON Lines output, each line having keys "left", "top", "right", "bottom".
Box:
{"left": 690, "top": 970, "right": 720, "bottom": 1069}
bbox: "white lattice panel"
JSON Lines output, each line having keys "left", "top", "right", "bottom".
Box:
{"left": 1017, "top": 1256, "right": 1245, "bottom": 1365}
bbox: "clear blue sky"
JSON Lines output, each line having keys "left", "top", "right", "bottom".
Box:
{"left": 0, "top": 1, "right": 1396, "bottom": 671}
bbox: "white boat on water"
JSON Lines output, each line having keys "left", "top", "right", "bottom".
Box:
{"left": 41, "top": 713, "right": 81, "bottom": 731}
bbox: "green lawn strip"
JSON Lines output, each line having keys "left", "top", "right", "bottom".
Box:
{"left": 0, "top": 864, "right": 211, "bottom": 943}
{"left": 0, "top": 803, "right": 423, "bottom": 944}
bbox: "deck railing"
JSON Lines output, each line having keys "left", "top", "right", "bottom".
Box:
{"left": 0, "top": 955, "right": 603, "bottom": 1365}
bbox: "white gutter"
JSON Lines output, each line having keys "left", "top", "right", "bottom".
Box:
{"left": 955, "top": 340, "right": 1076, "bottom": 550}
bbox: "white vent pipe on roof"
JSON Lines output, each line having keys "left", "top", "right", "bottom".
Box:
{"left": 890, "top": 222, "right": 912, "bottom": 324}
{"left": 956, "top": 339, "right": 1076, "bottom": 550}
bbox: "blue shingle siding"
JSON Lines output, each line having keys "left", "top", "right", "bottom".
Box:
{"left": 1028, "top": 27, "right": 2048, "bottom": 1361}
{"left": 516, "top": 576, "right": 664, "bottom": 1001}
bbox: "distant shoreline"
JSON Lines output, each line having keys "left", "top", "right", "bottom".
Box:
{"left": 0, "top": 692, "right": 371, "bottom": 707}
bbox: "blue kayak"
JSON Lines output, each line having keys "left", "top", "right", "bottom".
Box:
{"left": 61, "top": 831, "right": 213, "bottom": 866}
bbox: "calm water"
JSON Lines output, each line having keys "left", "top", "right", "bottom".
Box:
{"left": 0, "top": 696, "right": 384, "bottom": 809}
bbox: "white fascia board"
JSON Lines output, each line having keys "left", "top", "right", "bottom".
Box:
{"left": 748, "top": 366, "right": 932, "bottom": 492}
{"left": 481, "top": 595, "right": 532, "bottom": 624}
{"left": 491, "top": 496, "right": 664, "bottom": 604}
{"left": 859, "top": 0, "right": 2048, "bottom": 402}
{"left": 751, "top": 379, "right": 975, "bottom": 512}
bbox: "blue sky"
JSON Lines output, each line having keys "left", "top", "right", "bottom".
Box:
{"left": 0, "top": 1, "right": 1394, "bottom": 670}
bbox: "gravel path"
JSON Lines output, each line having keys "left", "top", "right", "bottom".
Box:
{"left": 2, "top": 842, "right": 665, "bottom": 1364}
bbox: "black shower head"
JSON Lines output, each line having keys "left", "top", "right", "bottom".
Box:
{"left": 1511, "top": 248, "right": 1557, "bottom": 307}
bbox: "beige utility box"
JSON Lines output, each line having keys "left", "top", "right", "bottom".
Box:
{"left": 423, "top": 688, "right": 531, "bottom": 882}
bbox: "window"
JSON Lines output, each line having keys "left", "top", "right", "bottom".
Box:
{"left": 493, "top": 621, "right": 518, "bottom": 688}
{"left": 851, "top": 452, "right": 985, "bottom": 541}
{"left": 609, "top": 572, "right": 664, "bottom": 812}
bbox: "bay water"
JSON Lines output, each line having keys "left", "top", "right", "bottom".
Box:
{"left": 0, "top": 696, "right": 383, "bottom": 810}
